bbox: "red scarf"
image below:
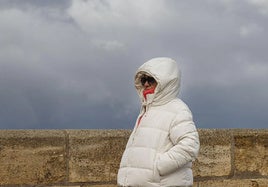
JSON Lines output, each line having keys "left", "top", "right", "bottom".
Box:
{"left": 142, "top": 87, "right": 155, "bottom": 100}
{"left": 138, "top": 88, "right": 155, "bottom": 126}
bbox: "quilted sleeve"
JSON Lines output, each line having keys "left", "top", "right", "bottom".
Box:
{"left": 156, "top": 109, "right": 200, "bottom": 176}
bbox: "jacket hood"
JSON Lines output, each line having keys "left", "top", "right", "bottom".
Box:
{"left": 135, "top": 57, "right": 181, "bottom": 106}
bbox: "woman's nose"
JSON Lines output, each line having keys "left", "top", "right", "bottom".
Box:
{"left": 144, "top": 81, "right": 150, "bottom": 87}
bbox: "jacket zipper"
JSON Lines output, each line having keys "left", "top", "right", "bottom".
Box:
{"left": 125, "top": 105, "right": 149, "bottom": 186}
{"left": 131, "top": 105, "right": 149, "bottom": 143}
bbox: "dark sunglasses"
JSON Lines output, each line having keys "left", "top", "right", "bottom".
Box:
{"left": 140, "top": 76, "right": 156, "bottom": 86}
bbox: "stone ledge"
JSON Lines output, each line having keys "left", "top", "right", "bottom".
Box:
{"left": 0, "top": 129, "right": 267, "bottom": 186}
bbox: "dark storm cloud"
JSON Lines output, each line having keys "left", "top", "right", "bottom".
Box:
{"left": 0, "top": 0, "right": 267, "bottom": 129}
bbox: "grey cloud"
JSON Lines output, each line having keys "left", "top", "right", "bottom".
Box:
{"left": 0, "top": 0, "right": 267, "bottom": 129}
{"left": 0, "top": 0, "right": 71, "bottom": 10}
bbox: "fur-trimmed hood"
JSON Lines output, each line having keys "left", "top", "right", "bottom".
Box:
{"left": 134, "top": 57, "right": 181, "bottom": 106}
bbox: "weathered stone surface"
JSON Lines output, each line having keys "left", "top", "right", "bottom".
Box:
{"left": 193, "top": 129, "right": 232, "bottom": 177}
{"left": 48, "top": 186, "right": 80, "bottom": 187}
{"left": 197, "top": 179, "right": 268, "bottom": 187}
{"left": 0, "top": 130, "right": 66, "bottom": 185}
{"left": 83, "top": 185, "right": 117, "bottom": 187}
{"left": 68, "top": 130, "right": 131, "bottom": 183}
{"left": 0, "top": 129, "right": 267, "bottom": 186}
{"left": 234, "top": 129, "right": 268, "bottom": 176}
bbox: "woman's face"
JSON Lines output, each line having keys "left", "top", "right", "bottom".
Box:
{"left": 140, "top": 75, "right": 157, "bottom": 90}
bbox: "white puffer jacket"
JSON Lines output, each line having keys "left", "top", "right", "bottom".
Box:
{"left": 117, "top": 57, "right": 200, "bottom": 187}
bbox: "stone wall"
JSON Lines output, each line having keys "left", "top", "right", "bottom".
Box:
{"left": 0, "top": 129, "right": 267, "bottom": 187}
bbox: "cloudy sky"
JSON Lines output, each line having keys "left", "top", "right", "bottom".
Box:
{"left": 0, "top": 0, "right": 267, "bottom": 129}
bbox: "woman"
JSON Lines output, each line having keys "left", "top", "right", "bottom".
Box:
{"left": 118, "top": 57, "right": 200, "bottom": 187}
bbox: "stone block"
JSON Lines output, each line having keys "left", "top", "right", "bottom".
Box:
{"left": 197, "top": 178, "right": 268, "bottom": 187}
{"left": 68, "top": 130, "right": 131, "bottom": 183}
{"left": 83, "top": 185, "right": 117, "bottom": 187}
{"left": 0, "top": 130, "right": 66, "bottom": 185}
{"left": 193, "top": 129, "right": 232, "bottom": 177}
{"left": 233, "top": 129, "right": 268, "bottom": 176}
{"left": 49, "top": 186, "right": 80, "bottom": 187}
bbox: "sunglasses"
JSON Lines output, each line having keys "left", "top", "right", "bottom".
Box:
{"left": 140, "top": 76, "right": 156, "bottom": 86}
